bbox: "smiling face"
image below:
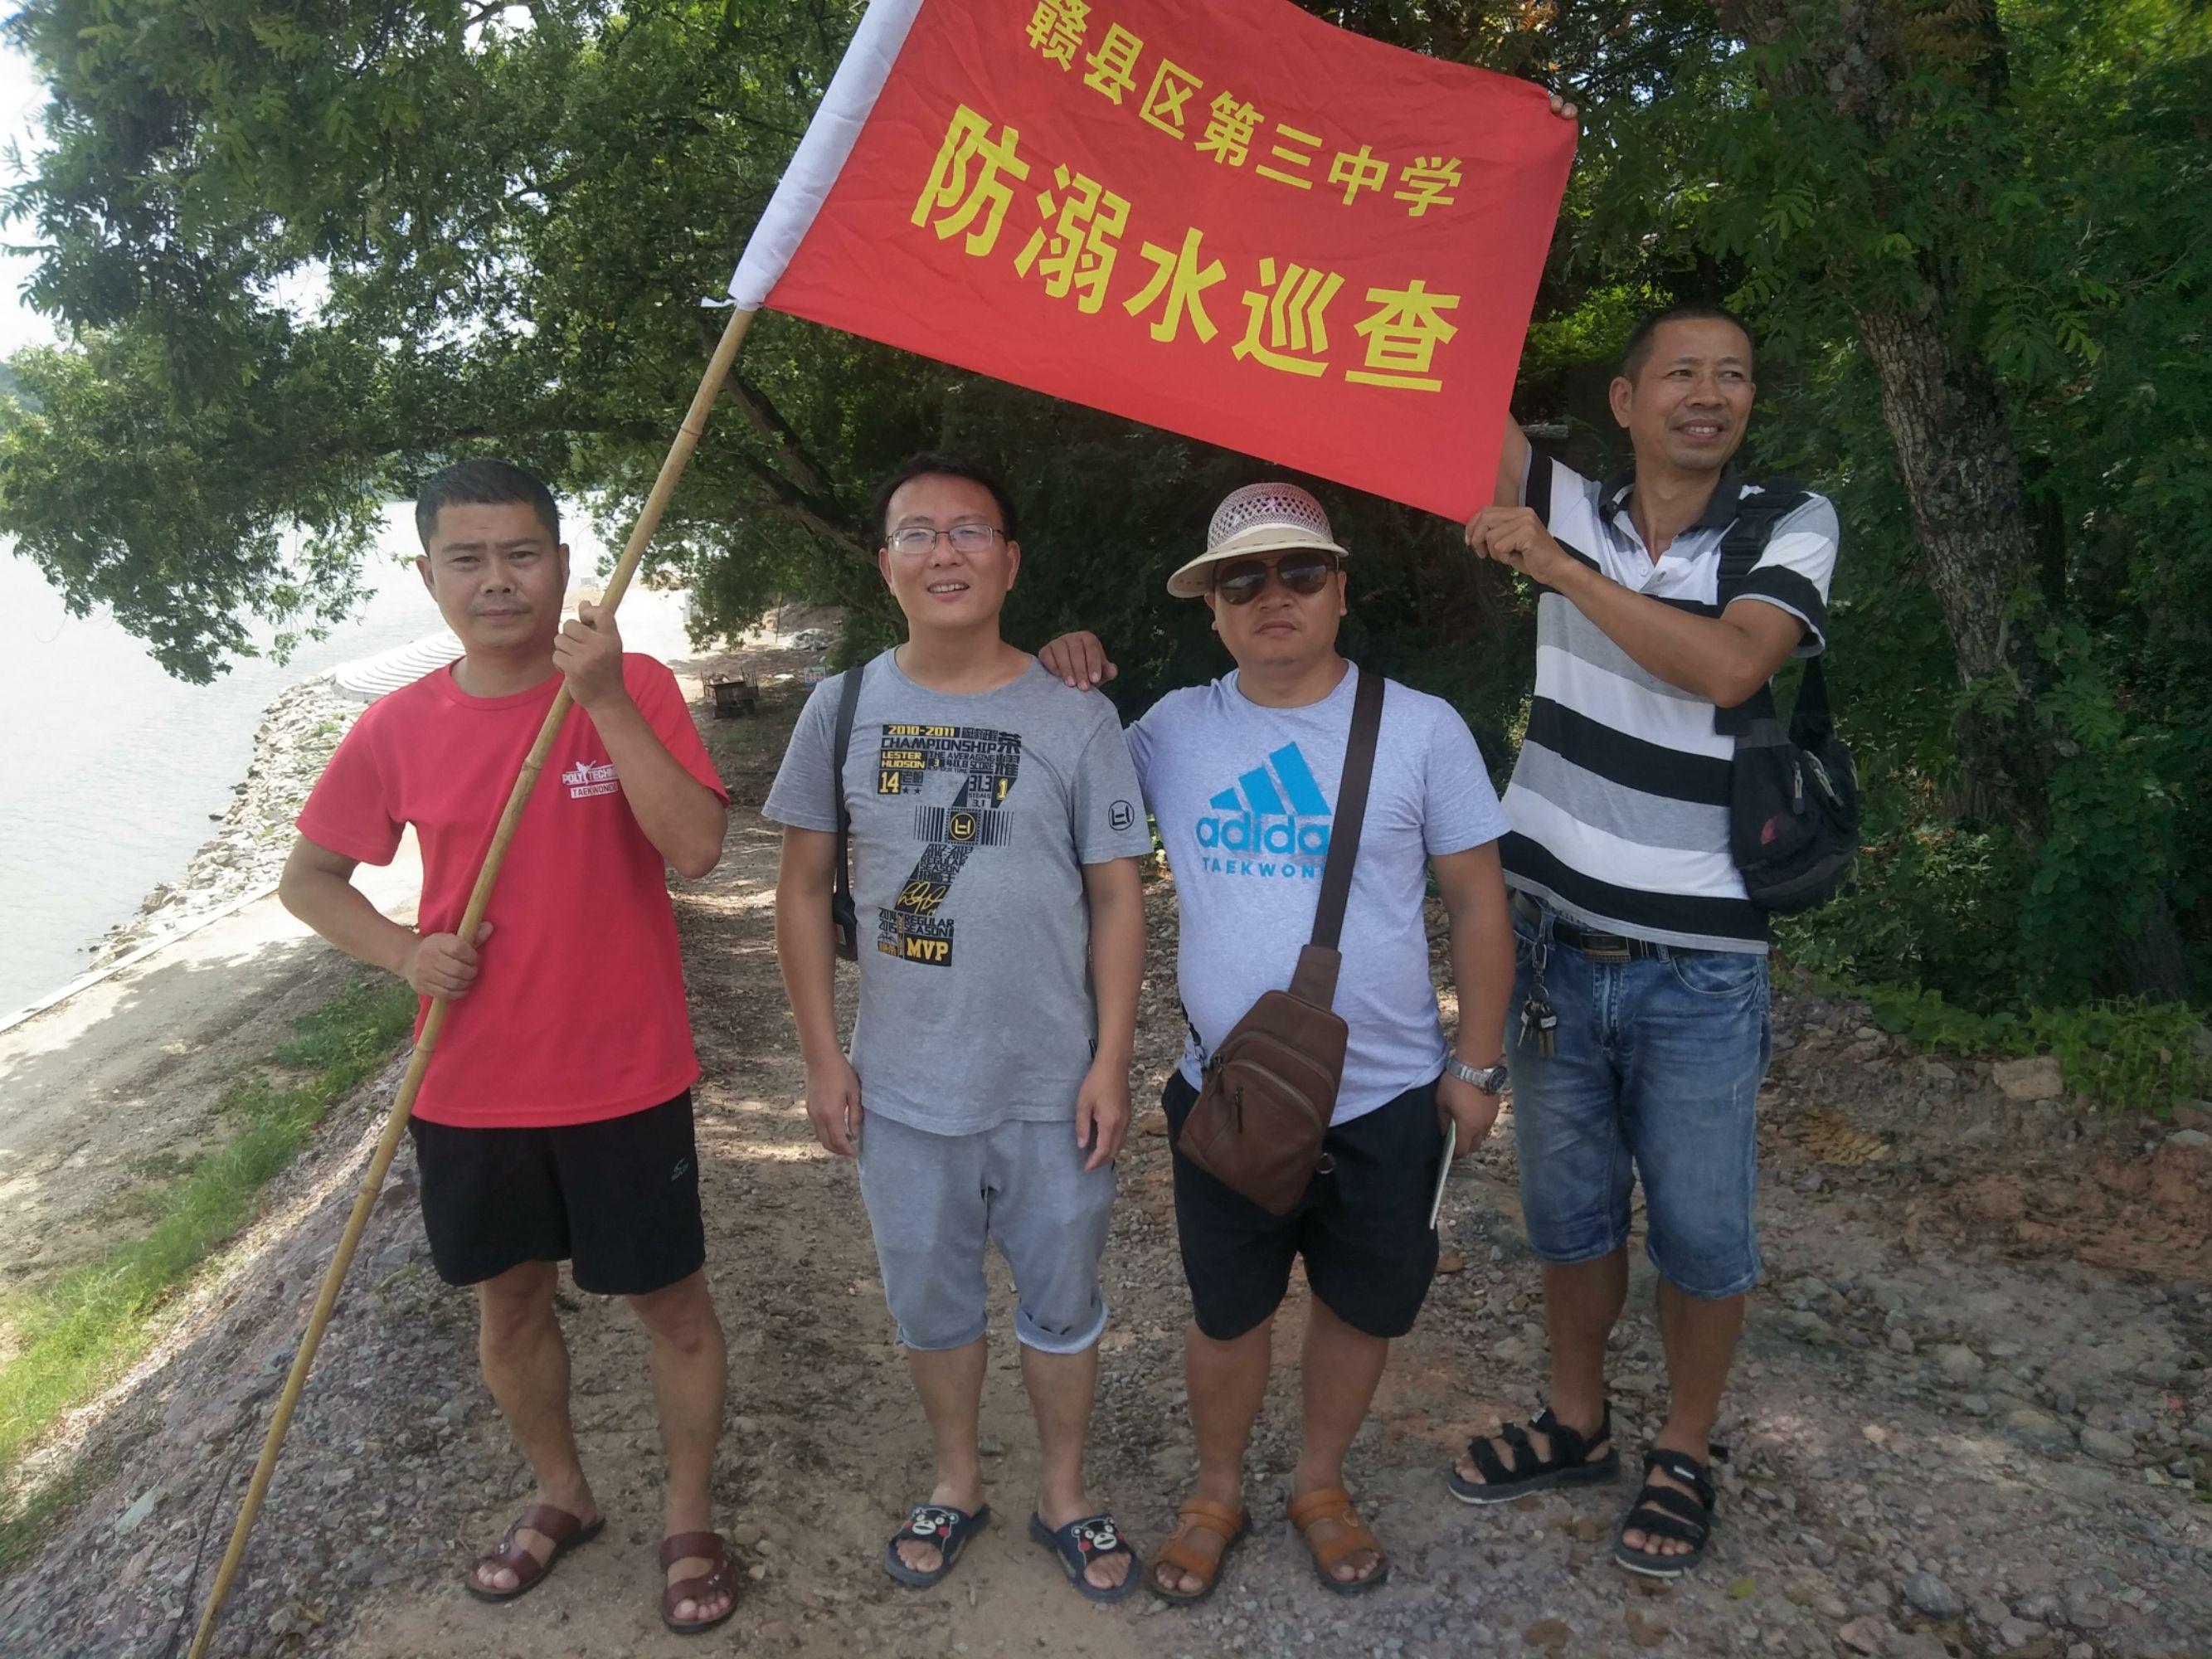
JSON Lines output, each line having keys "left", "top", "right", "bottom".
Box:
{"left": 876, "top": 473, "right": 1019, "bottom": 635}
{"left": 416, "top": 501, "right": 569, "bottom": 655}
{"left": 1610, "top": 315, "right": 1757, "bottom": 477}
{"left": 1202, "top": 549, "right": 1348, "bottom": 675}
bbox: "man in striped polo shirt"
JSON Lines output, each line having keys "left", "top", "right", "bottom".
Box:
{"left": 1446, "top": 305, "right": 1839, "bottom": 1579}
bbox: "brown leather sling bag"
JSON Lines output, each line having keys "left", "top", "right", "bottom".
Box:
{"left": 1174, "top": 665, "right": 1385, "bottom": 1216}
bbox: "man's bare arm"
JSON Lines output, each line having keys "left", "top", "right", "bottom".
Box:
{"left": 1076, "top": 856, "right": 1145, "bottom": 1169}
{"left": 557, "top": 601, "right": 727, "bottom": 878}
{"left": 1466, "top": 507, "right": 1806, "bottom": 707}
{"left": 587, "top": 691, "right": 729, "bottom": 878}
{"left": 1433, "top": 841, "right": 1515, "bottom": 1068}
{"left": 774, "top": 825, "right": 863, "bottom": 1157}
{"left": 1431, "top": 840, "right": 1515, "bottom": 1157}
{"left": 1494, "top": 420, "right": 1532, "bottom": 510}
{"left": 1083, "top": 857, "right": 1145, "bottom": 1070}
{"left": 774, "top": 828, "right": 843, "bottom": 1068}
{"left": 279, "top": 835, "right": 487, "bottom": 999}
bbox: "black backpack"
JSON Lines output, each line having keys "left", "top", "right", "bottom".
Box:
{"left": 1712, "top": 485, "right": 1860, "bottom": 913}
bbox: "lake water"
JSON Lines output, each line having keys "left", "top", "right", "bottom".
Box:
{"left": 0, "top": 506, "right": 628, "bottom": 1018}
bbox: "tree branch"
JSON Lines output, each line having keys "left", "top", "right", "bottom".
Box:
{"left": 698, "top": 338, "right": 866, "bottom": 557}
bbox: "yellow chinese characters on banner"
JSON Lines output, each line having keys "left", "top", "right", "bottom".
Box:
{"left": 1026, "top": 4, "right": 1460, "bottom": 221}
{"left": 747, "top": 0, "right": 1578, "bottom": 524}
{"left": 1236, "top": 260, "right": 1344, "bottom": 378}
{"left": 912, "top": 108, "right": 1029, "bottom": 255}
{"left": 915, "top": 103, "right": 1461, "bottom": 393}
{"left": 1014, "top": 166, "right": 1129, "bottom": 314}
{"left": 1025, "top": 2, "right": 1089, "bottom": 69}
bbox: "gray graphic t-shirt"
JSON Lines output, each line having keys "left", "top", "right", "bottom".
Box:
{"left": 765, "top": 651, "right": 1151, "bottom": 1135}
{"left": 1128, "top": 667, "right": 1509, "bottom": 1125}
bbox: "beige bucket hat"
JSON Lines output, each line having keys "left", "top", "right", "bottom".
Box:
{"left": 1167, "top": 482, "right": 1350, "bottom": 598}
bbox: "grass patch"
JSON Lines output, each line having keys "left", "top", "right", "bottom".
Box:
{"left": 1807, "top": 972, "right": 2212, "bottom": 1116}
{"left": 0, "top": 975, "right": 416, "bottom": 1483}
{"left": 0, "top": 1438, "right": 124, "bottom": 1574}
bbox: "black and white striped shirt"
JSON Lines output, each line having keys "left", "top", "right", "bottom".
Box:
{"left": 1500, "top": 456, "right": 1840, "bottom": 954}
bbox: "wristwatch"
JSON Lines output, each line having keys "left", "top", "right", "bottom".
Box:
{"left": 1445, "top": 1054, "right": 1510, "bottom": 1095}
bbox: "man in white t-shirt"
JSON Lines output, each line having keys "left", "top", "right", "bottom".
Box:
{"left": 1040, "top": 483, "right": 1514, "bottom": 1604}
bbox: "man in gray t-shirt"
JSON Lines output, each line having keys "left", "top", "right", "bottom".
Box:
{"left": 1040, "top": 482, "right": 1515, "bottom": 1606}
{"left": 767, "top": 653, "right": 1145, "bottom": 1134}
{"left": 766, "top": 452, "right": 1150, "bottom": 1602}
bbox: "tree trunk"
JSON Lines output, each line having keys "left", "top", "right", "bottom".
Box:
{"left": 1718, "top": 0, "right": 2192, "bottom": 999}
{"left": 2110, "top": 894, "right": 2198, "bottom": 1005}
{"left": 1716, "top": 0, "right": 2052, "bottom": 836}
{"left": 1850, "top": 285, "right": 2050, "bottom": 837}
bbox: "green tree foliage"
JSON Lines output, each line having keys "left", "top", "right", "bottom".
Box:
{"left": 1, "top": 0, "right": 2204, "bottom": 1013}
{"left": 1553, "top": 0, "right": 2212, "bottom": 1006}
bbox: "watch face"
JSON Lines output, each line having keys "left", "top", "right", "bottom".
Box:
{"left": 1453, "top": 1058, "right": 1507, "bottom": 1092}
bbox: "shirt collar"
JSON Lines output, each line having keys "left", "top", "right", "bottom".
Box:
{"left": 1595, "top": 465, "right": 1744, "bottom": 542}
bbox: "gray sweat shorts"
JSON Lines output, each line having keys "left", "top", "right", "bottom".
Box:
{"left": 854, "top": 1112, "right": 1115, "bottom": 1355}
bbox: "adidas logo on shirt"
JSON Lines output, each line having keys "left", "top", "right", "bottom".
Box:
{"left": 1195, "top": 742, "right": 1334, "bottom": 860}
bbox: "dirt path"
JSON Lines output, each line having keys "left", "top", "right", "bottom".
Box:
{"left": 2, "top": 668, "right": 2209, "bottom": 1658}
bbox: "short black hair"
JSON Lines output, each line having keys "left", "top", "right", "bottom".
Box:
{"left": 414, "top": 459, "right": 561, "bottom": 549}
{"left": 871, "top": 450, "right": 1018, "bottom": 547}
{"left": 1620, "top": 304, "right": 1756, "bottom": 383}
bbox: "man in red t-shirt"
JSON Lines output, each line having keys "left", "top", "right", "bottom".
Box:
{"left": 280, "top": 459, "right": 737, "bottom": 1632}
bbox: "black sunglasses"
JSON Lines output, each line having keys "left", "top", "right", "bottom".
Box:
{"left": 1210, "top": 552, "right": 1339, "bottom": 606}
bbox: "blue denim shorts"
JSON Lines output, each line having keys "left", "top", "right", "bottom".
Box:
{"left": 1507, "top": 900, "right": 1771, "bottom": 1300}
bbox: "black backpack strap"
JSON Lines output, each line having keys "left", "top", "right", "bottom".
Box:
{"left": 1714, "top": 479, "right": 1810, "bottom": 606}
{"left": 1714, "top": 480, "right": 1811, "bottom": 737}
{"left": 1310, "top": 665, "right": 1387, "bottom": 952}
{"left": 831, "top": 662, "right": 866, "bottom": 914}
{"left": 1790, "top": 654, "right": 1835, "bottom": 745}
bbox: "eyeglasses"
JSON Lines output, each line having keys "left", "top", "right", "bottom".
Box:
{"left": 1210, "top": 552, "right": 1339, "bottom": 606}
{"left": 887, "top": 523, "right": 1006, "bottom": 556}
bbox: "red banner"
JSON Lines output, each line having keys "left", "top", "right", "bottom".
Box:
{"left": 732, "top": 0, "right": 1574, "bottom": 523}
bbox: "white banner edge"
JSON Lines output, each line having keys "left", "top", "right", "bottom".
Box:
{"left": 723, "top": 0, "right": 929, "bottom": 311}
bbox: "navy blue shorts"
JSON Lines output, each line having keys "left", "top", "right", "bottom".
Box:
{"left": 1161, "top": 1071, "right": 1446, "bottom": 1341}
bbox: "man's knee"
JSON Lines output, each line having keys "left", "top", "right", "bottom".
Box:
{"left": 476, "top": 1260, "right": 559, "bottom": 1345}
{"left": 1188, "top": 1309, "right": 1276, "bottom": 1351}
{"left": 629, "top": 1270, "right": 724, "bottom": 1357}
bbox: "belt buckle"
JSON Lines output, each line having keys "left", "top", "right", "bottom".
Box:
{"left": 1584, "top": 937, "right": 1631, "bottom": 965}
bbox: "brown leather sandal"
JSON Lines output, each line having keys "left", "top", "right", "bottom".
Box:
{"left": 659, "top": 1530, "right": 741, "bottom": 1635}
{"left": 464, "top": 1504, "right": 605, "bottom": 1603}
{"left": 1287, "top": 1486, "right": 1390, "bottom": 1597}
{"left": 1145, "top": 1496, "right": 1251, "bottom": 1605}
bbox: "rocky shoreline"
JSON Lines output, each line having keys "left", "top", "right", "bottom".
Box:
{"left": 85, "top": 674, "right": 362, "bottom": 972}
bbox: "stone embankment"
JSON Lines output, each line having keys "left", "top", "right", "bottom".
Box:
{"left": 88, "top": 675, "right": 362, "bottom": 969}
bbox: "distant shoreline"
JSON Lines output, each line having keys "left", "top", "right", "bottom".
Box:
{"left": 82, "top": 672, "right": 366, "bottom": 973}
{"left": 75, "top": 581, "right": 732, "bottom": 976}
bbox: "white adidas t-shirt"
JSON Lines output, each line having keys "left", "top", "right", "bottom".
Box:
{"left": 1128, "top": 665, "right": 1509, "bottom": 1125}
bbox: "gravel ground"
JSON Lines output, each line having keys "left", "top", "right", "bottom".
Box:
{"left": 3, "top": 665, "right": 2209, "bottom": 1659}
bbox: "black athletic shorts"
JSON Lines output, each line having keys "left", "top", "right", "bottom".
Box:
{"left": 1161, "top": 1070, "right": 1446, "bottom": 1341}
{"left": 408, "top": 1091, "right": 705, "bottom": 1296}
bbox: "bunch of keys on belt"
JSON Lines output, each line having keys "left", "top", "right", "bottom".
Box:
{"left": 1517, "top": 908, "right": 1558, "bottom": 1056}
{"left": 1518, "top": 989, "right": 1558, "bottom": 1057}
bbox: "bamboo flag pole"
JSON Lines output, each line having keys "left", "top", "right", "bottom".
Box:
{"left": 185, "top": 300, "right": 758, "bottom": 1659}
